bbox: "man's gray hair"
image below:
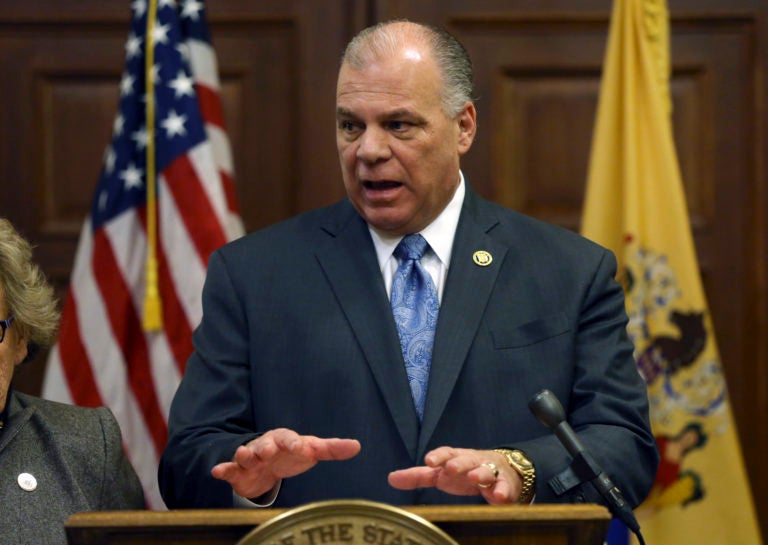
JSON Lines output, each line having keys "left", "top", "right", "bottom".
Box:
{"left": 342, "top": 20, "right": 474, "bottom": 117}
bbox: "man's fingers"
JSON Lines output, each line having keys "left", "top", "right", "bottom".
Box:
{"left": 292, "top": 437, "right": 361, "bottom": 461}
{"left": 318, "top": 438, "right": 361, "bottom": 460}
{"left": 487, "top": 477, "right": 513, "bottom": 504}
{"left": 211, "top": 461, "right": 237, "bottom": 480}
{"left": 232, "top": 445, "right": 261, "bottom": 468}
{"left": 423, "top": 447, "right": 457, "bottom": 467}
{"left": 388, "top": 466, "right": 440, "bottom": 490}
{"left": 255, "top": 428, "right": 301, "bottom": 456}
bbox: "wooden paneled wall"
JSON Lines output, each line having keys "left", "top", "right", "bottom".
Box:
{"left": 0, "top": 0, "right": 766, "bottom": 539}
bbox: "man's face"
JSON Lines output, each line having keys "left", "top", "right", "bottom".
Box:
{"left": 336, "top": 46, "right": 476, "bottom": 236}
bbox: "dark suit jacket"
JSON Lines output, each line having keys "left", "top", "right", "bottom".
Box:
{"left": 159, "top": 187, "right": 658, "bottom": 509}
{"left": 0, "top": 391, "right": 145, "bottom": 545}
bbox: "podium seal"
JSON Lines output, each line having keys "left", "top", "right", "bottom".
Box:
{"left": 236, "top": 500, "right": 459, "bottom": 545}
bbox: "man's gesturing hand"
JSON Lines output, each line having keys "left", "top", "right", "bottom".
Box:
{"left": 388, "top": 447, "right": 524, "bottom": 505}
{"left": 211, "top": 428, "right": 361, "bottom": 500}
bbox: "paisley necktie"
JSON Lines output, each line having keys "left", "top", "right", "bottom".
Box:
{"left": 390, "top": 234, "right": 439, "bottom": 421}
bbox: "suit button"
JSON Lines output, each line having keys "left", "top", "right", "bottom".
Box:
{"left": 17, "top": 473, "right": 37, "bottom": 491}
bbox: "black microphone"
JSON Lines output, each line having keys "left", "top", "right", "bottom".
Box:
{"left": 528, "top": 389, "right": 644, "bottom": 542}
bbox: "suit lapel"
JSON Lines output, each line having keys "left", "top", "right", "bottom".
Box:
{"left": 314, "top": 202, "right": 420, "bottom": 459}
{"left": 418, "top": 191, "right": 507, "bottom": 457}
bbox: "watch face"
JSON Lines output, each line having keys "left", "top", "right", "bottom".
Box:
{"left": 511, "top": 450, "right": 533, "bottom": 470}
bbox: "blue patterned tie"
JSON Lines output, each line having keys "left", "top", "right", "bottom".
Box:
{"left": 390, "top": 234, "right": 439, "bottom": 421}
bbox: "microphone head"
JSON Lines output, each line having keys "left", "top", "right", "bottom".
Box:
{"left": 528, "top": 389, "right": 566, "bottom": 429}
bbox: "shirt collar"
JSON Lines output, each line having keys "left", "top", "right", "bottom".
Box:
{"left": 369, "top": 171, "right": 465, "bottom": 270}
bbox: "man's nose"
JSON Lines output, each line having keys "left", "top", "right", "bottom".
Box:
{"left": 356, "top": 127, "right": 391, "bottom": 162}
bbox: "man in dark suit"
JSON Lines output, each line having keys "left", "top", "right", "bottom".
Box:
{"left": 159, "top": 20, "right": 658, "bottom": 510}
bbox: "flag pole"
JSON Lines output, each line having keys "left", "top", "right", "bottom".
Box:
{"left": 143, "top": 0, "right": 163, "bottom": 331}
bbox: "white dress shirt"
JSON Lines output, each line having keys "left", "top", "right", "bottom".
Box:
{"left": 369, "top": 172, "right": 465, "bottom": 303}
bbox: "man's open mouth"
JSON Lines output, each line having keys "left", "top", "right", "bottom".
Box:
{"left": 363, "top": 180, "right": 403, "bottom": 190}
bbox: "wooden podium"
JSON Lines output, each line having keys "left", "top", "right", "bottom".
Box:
{"left": 66, "top": 502, "right": 611, "bottom": 545}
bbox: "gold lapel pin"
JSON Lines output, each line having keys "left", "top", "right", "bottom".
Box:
{"left": 472, "top": 250, "right": 493, "bottom": 267}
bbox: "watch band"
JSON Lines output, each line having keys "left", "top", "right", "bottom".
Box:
{"left": 495, "top": 448, "right": 536, "bottom": 504}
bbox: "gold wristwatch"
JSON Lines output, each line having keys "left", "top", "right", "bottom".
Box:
{"left": 495, "top": 448, "right": 536, "bottom": 504}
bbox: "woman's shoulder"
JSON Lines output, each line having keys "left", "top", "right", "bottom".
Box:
{"left": 14, "top": 391, "right": 117, "bottom": 438}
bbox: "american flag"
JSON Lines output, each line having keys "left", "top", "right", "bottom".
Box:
{"left": 42, "top": 0, "right": 243, "bottom": 508}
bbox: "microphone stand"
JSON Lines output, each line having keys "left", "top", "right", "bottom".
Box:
{"left": 529, "top": 390, "right": 647, "bottom": 545}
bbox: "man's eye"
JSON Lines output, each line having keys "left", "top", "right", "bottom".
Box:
{"left": 388, "top": 121, "right": 411, "bottom": 132}
{"left": 339, "top": 120, "right": 361, "bottom": 132}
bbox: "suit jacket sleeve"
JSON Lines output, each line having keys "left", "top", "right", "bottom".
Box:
{"left": 159, "top": 248, "right": 260, "bottom": 508}
{"left": 503, "top": 248, "right": 658, "bottom": 507}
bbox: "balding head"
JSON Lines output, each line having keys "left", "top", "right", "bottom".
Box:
{"left": 341, "top": 20, "right": 474, "bottom": 117}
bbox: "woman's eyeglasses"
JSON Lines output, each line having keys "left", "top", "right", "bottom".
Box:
{"left": 0, "top": 316, "right": 14, "bottom": 343}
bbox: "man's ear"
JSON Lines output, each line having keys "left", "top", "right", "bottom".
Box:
{"left": 457, "top": 101, "right": 477, "bottom": 154}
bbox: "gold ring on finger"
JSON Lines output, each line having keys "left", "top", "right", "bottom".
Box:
{"left": 478, "top": 462, "right": 498, "bottom": 488}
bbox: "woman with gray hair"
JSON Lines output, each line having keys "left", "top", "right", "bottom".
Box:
{"left": 0, "top": 218, "right": 145, "bottom": 545}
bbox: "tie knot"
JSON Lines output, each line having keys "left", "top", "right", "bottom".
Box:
{"left": 394, "top": 234, "right": 429, "bottom": 261}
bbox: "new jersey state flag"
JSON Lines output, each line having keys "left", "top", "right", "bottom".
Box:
{"left": 581, "top": 1, "right": 763, "bottom": 544}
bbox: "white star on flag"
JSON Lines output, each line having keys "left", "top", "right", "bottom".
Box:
{"left": 161, "top": 110, "right": 187, "bottom": 137}
{"left": 168, "top": 71, "right": 195, "bottom": 98}
{"left": 104, "top": 146, "right": 116, "bottom": 174}
{"left": 125, "top": 33, "right": 143, "bottom": 59}
{"left": 153, "top": 23, "right": 171, "bottom": 46}
{"left": 113, "top": 114, "right": 125, "bottom": 137}
{"left": 119, "top": 162, "right": 144, "bottom": 190}
{"left": 131, "top": 127, "right": 151, "bottom": 150}
{"left": 181, "top": 0, "right": 204, "bottom": 20}
{"left": 120, "top": 73, "right": 135, "bottom": 97}
{"left": 131, "top": 0, "right": 147, "bottom": 17}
